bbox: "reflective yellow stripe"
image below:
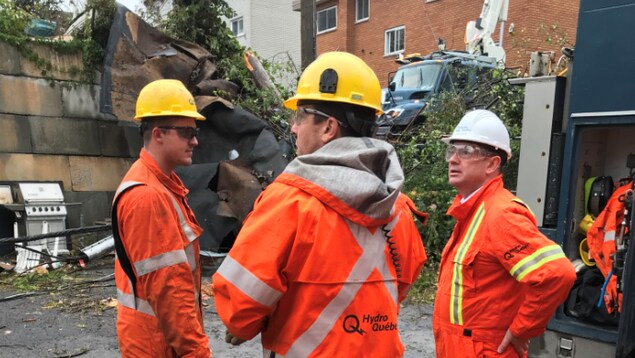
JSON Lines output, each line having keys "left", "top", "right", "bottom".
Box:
{"left": 510, "top": 244, "right": 565, "bottom": 281}
{"left": 450, "top": 202, "right": 485, "bottom": 325}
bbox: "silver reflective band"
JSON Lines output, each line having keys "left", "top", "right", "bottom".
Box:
{"left": 116, "top": 181, "right": 144, "bottom": 196}
{"left": 165, "top": 192, "right": 198, "bottom": 242}
{"left": 117, "top": 289, "right": 156, "bottom": 316}
{"left": 286, "top": 214, "right": 401, "bottom": 357}
{"left": 604, "top": 231, "right": 616, "bottom": 242}
{"left": 217, "top": 256, "right": 283, "bottom": 307}
{"left": 185, "top": 244, "right": 197, "bottom": 272}
{"left": 134, "top": 249, "right": 188, "bottom": 277}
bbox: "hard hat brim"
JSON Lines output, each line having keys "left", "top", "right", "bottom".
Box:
{"left": 283, "top": 96, "right": 384, "bottom": 115}
{"left": 134, "top": 110, "right": 206, "bottom": 121}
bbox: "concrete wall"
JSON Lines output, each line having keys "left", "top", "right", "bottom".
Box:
{"left": 316, "top": 0, "right": 579, "bottom": 87}
{"left": 0, "top": 40, "right": 142, "bottom": 230}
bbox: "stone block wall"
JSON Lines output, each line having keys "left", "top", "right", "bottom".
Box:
{"left": 0, "top": 40, "right": 142, "bottom": 230}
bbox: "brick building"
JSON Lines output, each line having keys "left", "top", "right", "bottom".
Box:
{"left": 309, "top": 0, "right": 578, "bottom": 86}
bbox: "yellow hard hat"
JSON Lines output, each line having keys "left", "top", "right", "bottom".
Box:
{"left": 134, "top": 79, "right": 205, "bottom": 121}
{"left": 283, "top": 52, "right": 383, "bottom": 114}
{"left": 579, "top": 238, "right": 596, "bottom": 267}
{"left": 578, "top": 214, "right": 595, "bottom": 235}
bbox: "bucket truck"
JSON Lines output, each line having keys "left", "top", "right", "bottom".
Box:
{"left": 374, "top": 0, "right": 508, "bottom": 138}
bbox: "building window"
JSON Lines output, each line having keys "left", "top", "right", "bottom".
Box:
{"left": 317, "top": 6, "right": 337, "bottom": 34}
{"left": 385, "top": 26, "right": 405, "bottom": 56}
{"left": 356, "top": 0, "right": 369, "bottom": 22}
{"left": 231, "top": 16, "right": 244, "bottom": 37}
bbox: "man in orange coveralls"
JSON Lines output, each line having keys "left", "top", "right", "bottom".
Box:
{"left": 212, "top": 51, "right": 427, "bottom": 357}
{"left": 112, "top": 79, "right": 211, "bottom": 357}
{"left": 433, "top": 109, "right": 576, "bottom": 357}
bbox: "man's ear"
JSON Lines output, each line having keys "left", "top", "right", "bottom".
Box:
{"left": 151, "top": 126, "right": 164, "bottom": 142}
{"left": 320, "top": 117, "right": 340, "bottom": 142}
{"left": 485, "top": 155, "right": 502, "bottom": 175}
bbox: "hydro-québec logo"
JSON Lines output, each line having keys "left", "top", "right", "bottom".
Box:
{"left": 343, "top": 313, "right": 398, "bottom": 335}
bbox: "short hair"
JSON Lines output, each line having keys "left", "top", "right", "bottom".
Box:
{"left": 139, "top": 116, "right": 179, "bottom": 144}
{"left": 297, "top": 100, "right": 376, "bottom": 137}
{"left": 479, "top": 144, "right": 508, "bottom": 168}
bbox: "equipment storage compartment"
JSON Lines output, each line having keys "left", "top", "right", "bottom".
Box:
{"left": 528, "top": 1, "right": 635, "bottom": 356}
{"left": 535, "top": 118, "right": 635, "bottom": 357}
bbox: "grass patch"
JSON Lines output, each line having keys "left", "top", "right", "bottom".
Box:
{"left": 0, "top": 266, "right": 77, "bottom": 292}
{"left": 407, "top": 260, "right": 439, "bottom": 305}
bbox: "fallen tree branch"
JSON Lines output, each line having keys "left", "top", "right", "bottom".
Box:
{"left": 0, "top": 225, "right": 112, "bottom": 244}
{"left": 0, "top": 292, "right": 47, "bottom": 302}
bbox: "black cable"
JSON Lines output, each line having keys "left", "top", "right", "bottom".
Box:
{"left": 0, "top": 224, "right": 112, "bottom": 244}
{"left": 382, "top": 224, "right": 402, "bottom": 279}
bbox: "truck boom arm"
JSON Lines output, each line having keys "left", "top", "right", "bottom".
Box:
{"left": 465, "top": 0, "right": 509, "bottom": 67}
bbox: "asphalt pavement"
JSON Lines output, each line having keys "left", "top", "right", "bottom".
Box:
{"left": 0, "top": 256, "right": 435, "bottom": 357}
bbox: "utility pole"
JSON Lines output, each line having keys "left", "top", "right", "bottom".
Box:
{"left": 300, "top": 0, "right": 316, "bottom": 69}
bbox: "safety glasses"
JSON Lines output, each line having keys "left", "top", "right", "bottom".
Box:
{"left": 158, "top": 126, "right": 200, "bottom": 140}
{"left": 290, "top": 107, "right": 349, "bottom": 128}
{"left": 445, "top": 144, "right": 494, "bottom": 161}
{"left": 290, "top": 107, "right": 332, "bottom": 125}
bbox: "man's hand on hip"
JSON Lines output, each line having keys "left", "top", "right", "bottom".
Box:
{"left": 497, "top": 328, "right": 529, "bottom": 356}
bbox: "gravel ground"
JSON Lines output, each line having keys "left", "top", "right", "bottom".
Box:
{"left": 0, "top": 256, "right": 435, "bottom": 357}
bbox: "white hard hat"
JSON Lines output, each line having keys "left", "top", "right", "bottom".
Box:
{"left": 442, "top": 109, "right": 512, "bottom": 159}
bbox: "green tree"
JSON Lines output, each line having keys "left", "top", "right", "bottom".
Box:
{"left": 0, "top": 0, "right": 33, "bottom": 39}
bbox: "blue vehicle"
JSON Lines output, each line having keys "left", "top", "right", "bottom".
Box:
{"left": 374, "top": 51, "right": 497, "bottom": 139}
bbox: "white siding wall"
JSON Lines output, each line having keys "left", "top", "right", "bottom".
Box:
{"left": 225, "top": 0, "right": 250, "bottom": 47}
{"left": 226, "top": 0, "right": 301, "bottom": 89}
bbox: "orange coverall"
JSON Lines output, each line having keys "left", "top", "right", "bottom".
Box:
{"left": 213, "top": 136, "right": 427, "bottom": 357}
{"left": 433, "top": 176, "right": 576, "bottom": 357}
{"left": 113, "top": 149, "right": 210, "bottom": 357}
{"left": 587, "top": 181, "right": 633, "bottom": 313}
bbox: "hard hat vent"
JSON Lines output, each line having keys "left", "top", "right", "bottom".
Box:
{"left": 319, "top": 69, "right": 338, "bottom": 94}
{"left": 282, "top": 52, "right": 383, "bottom": 114}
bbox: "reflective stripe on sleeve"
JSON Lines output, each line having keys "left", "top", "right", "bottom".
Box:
{"left": 165, "top": 193, "right": 198, "bottom": 243}
{"left": 450, "top": 202, "right": 485, "bottom": 325}
{"left": 509, "top": 244, "right": 566, "bottom": 281}
{"left": 216, "top": 255, "right": 283, "bottom": 307}
{"left": 134, "top": 249, "right": 188, "bottom": 277}
{"left": 117, "top": 288, "right": 156, "bottom": 316}
{"left": 185, "top": 244, "right": 197, "bottom": 272}
{"left": 604, "top": 231, "right": 616, "bottom": 242}
{"left": 116, "top": 181, "right": 144, "bottom": 196}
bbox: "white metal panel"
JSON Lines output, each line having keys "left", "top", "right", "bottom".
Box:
{"left": 515, "top": 77, "right": 558, "bottom": 226}
{"left": 18, "top": 182, "right": 64, "bottom": 203}
{"left": 26, "top": 217, "right": 68, "bottom": 254}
